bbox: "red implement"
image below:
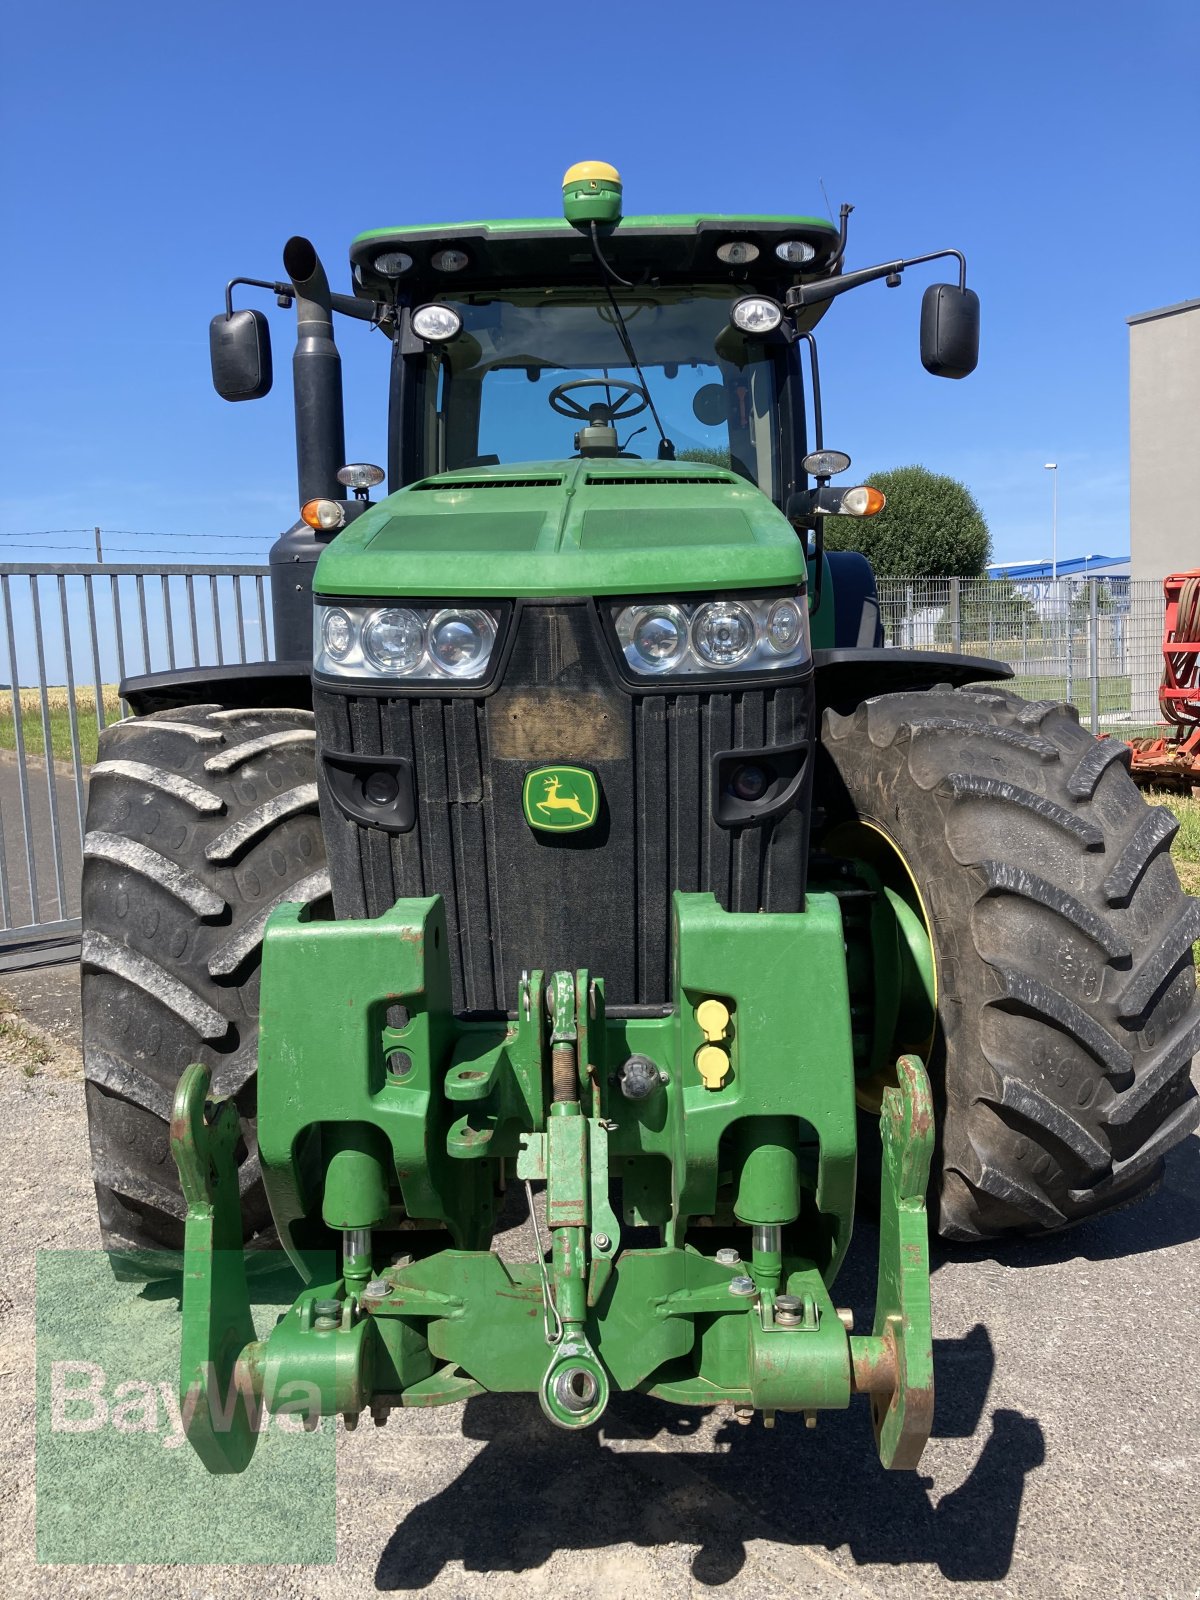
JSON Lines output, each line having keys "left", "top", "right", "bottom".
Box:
{"left": 1127, "top": 571, "right": 1200, "bottom": 790}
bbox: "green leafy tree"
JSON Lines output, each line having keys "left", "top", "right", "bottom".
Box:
{"left": 824, "top": 465, "right": 991, "bottom": 581}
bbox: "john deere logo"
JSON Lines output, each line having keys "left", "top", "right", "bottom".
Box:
{"left": 522, "top": 766, "right": 599, "bottom": 833}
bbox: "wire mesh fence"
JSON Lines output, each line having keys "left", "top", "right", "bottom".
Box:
{"left": 0, "top": 563, "right": 272, "bottom": 957}
{"left": 875, "top": 576, "right": 1166, "bottom": 737}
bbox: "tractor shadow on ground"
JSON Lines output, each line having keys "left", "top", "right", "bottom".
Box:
{"left": 373, "top": 1376, "right": 1041, "bottom": 1590}
{"left": 934, "top": 1134, "right": 1200, "bottom": 1271}
{"left": 373, "top": 1229, "right": 1036, "bottom": 1591}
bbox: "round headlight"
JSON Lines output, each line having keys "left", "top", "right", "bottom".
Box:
{"left": 431, "top": 248, "right": 469, "bottom": 272}
{"left": 373, "top": 250, "right": 413, "bottom": 277}
{"left": 765, "top": 598, "right": 805, "bottom": 654}
{"left": 628, "top": 605, "right": 687, "bottom": 670}
{"left": 412, "top": 304, "right": 463, "bottom": 342}
{"left": 363, "top": 608, "right": 425, "bottom": 672}
{"left": 731, "top": 296, "right": 782, "bottom": 336}
{"left": 322, "top": 608, "right": 353, "bottom": 660}
{"left": 692, "top": 601, "right": 756, "bottom": 666}
{"left": 775, "top": 239, "right": 817, "bottom": 265}
{"left": 427, "top": 609, "right": 496, "bottom": 677}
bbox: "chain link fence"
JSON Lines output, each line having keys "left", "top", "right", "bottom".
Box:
{"left": 875, "top": 576, "right": 1166, "bottom": 737}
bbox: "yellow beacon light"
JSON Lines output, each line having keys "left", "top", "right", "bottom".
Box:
{"left": 562, "top": 160, "right": 623, "bottom": 229}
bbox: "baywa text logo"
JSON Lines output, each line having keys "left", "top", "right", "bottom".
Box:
{"left": 522, "top": 765, "right": 600, "bottom": 833}
{"left": 49, "top": 1359, "right": 323, "bottom": 1449}
{"left": 36, "top": 1249, "right": 334, "bottom": 1565}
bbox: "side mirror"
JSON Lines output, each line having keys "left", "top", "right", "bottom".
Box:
{"left": 209, "top": 308, "right": 273, "bottom": 401}
{"left": 920, "top": 284, "right": 979, "bottom": 379}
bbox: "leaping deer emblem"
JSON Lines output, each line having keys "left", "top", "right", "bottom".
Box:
{"left": 536, "top": 775, "right": 590, "bottom": 818}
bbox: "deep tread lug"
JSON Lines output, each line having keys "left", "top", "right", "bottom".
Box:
{"left": 1102, "top": 807, "right": 1179, "bottom": 906}
{"left": 1066, "top": 737, "right": 1131, "bottom": 799}
{"left": 943, "top": 773, "right": 1104, "bottom": 849}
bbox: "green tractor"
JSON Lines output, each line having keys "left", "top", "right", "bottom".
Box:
{"left": 81, "top": 162, "right": 1199, "bottom": 1470}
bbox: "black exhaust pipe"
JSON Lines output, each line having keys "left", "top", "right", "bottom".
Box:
{"left": 282, "top": 235, "right": 347, "bottom": 506}
{"left": 269, "top": 236, "right": 348, "bottom": 661}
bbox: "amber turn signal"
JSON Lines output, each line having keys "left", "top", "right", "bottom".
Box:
{"left": 301, "top": 498, "right": 346, "bottom": 532}
{"left": 840, "top": 485, "right": 887, "bottom": 517}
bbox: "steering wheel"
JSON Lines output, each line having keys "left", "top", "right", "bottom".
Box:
{"left": 548, "top": 378, "right": 650, "bottom": 423}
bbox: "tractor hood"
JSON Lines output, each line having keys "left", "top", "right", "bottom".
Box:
{"left": 313, "top": 460, "right": 805, "bottom": 600}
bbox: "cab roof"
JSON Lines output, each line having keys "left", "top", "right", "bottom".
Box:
{"left": 348, "top": 214, "right": 841, "bottom": 302}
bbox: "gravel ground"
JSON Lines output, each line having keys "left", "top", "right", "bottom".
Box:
{"left": 1, "top": 964, "right": 1198, "bottom": 1599}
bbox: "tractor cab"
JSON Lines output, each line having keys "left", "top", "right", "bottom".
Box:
{"left": 348, "top": 200, "right": 843, "bottom": 499}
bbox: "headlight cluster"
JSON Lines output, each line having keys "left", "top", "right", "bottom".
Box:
{"left": 315, "top": 603, "right": 500, "bottom": 681}
{"left": 613, "top": 596, "right": 810, "bottom": 678}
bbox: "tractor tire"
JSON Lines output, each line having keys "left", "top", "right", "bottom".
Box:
{"left": 81, "top": 704, "right": 329, "bottom": 1267}
{"left": 820, "top": 684, "right": 1200, "bottom": 1241}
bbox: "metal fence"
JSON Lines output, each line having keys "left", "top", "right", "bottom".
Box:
{"left": 0, "top": 565, "right": 1174, "bottom": 960}
{"left": 0, "top": 563, "right": 272, "bottom": 965}
{"left": 875, "top": 576, "right": 1167, "bottom": 737}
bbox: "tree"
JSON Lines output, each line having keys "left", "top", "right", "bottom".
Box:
{"left": 823, "top": 464, "right": 990, "bottom": 580}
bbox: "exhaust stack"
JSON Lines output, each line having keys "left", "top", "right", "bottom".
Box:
{"left": 282, "top": 235, "right": 347, "bottom": 507}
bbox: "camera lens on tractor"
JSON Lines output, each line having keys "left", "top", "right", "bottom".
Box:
{"left": 730, "top": 764, "right": 770, "bottom": 802}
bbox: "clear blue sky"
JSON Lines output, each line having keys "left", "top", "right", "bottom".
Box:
{"left": 2, "top": 0, "right": 1196, "bottom": 570}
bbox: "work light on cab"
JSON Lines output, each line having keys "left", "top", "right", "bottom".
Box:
{"left": 731, "top": 296, "right": 783, "bottom": 335}
{"left": 412, "top": 304, "right": 463, "bottom": 341}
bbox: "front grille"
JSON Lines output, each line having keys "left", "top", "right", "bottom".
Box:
{"left": 315, "top": 603, "right": 813, "bottom": 1011}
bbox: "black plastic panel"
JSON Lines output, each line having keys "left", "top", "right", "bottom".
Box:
{"left": 315, "top": 604, "right": 815, "bottom": 1011}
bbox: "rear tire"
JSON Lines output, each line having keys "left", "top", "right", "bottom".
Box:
{"left": 820, "top": 685, "right": 1200, "bottom": 1241}
{"left": 81, "top": 704, "right": 329, "bottom": 1266}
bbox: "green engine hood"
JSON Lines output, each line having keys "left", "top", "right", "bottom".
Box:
{"left": 313, "top": 461, "right": 805, "bottom": 600}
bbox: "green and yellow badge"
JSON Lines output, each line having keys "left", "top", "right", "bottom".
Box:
{"left": 522, "top": 766, "right": 600, "bottom": 833}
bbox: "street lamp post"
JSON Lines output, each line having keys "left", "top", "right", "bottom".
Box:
{"left": 1044, "top": 461, "right": 1068, "bottom": 701}
{"left": 1044, "top": 462, "right": 1058, "bottom": 579}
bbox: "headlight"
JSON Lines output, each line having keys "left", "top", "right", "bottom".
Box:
{"left": 775, "top": 239, "right": 816, "bottom": 265}
{"left": 692, "top": 601, "right": 756, "bottom": 666}
{"left": 612, "top": 594, "right": 810, "bottom": 678}
{"left": 315, "top": 602, "right": 502, "bottom": 682}
{"left": 625, "top": 604, "right": 688, "bottom": 672}
{"left": 363, "top": 608, "right": 425, "bottom": 672}
{"left": 427, "top": 609, "right": 497, "bottom": 677}
{"left": 412, "top": 304, "right": 463, "bottom": 341}
{"left": 731, "top": 296, "right": 782, "bottom": 335}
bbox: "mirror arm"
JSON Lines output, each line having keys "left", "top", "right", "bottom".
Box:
{"left": 330, "top": 292, "right": 391, "bottom": 326}
{"left": 223, "top": 277, "right": 294, "bottom": 319}
{"left": 222, "top": 279, "right": 387, "bottom": 327}
{"left": 785, "top": 247, "right": 968, "bottom": 310}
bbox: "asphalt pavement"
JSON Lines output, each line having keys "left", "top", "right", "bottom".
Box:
{"left": 0, "top": 962, "right": 1197, "bottom": 1597}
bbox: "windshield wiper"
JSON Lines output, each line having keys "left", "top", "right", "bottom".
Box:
{"left": 588, "top": 222, "right": 675, "bottom": 461}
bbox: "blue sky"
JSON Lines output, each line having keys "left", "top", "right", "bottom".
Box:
{"left": 1, "top": 0, "right": 1196, "bottom": 570}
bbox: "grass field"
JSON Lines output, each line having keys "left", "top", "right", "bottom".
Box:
{"left": 0, "top": 687, "right": 123, "bottom": 765}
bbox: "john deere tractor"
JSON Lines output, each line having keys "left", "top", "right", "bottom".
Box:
{"left": 81, "top": 163, "right": 1199, "bottom": 1470}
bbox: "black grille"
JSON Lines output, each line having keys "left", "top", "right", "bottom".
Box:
{"left": 315, "top": 603, "right": 813, "bottom": 1012}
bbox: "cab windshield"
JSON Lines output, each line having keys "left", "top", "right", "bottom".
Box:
{"left": 418, "top": 289, "right": 788, "bottom": 499}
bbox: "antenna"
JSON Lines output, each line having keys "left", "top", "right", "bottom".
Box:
{"left": 818, "top": 178, "right": 836, "bottom": 226}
